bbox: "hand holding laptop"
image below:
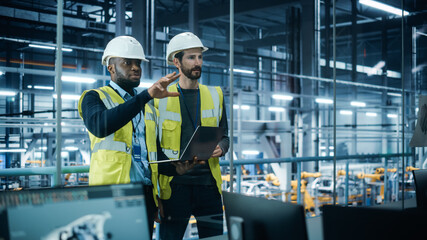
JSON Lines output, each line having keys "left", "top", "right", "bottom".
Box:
{"left": 172, "top": 156, "right": 203, "bottom": 175}
{"left": 210, "top": 145, "right": 223, "bottom": 158}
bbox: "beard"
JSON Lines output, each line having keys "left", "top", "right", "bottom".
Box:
{"left": 181, "top": 65, "right": 202, "bottom": 80}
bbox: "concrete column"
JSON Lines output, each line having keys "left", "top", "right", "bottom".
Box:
{"left": 115, "top": 0, "right": 126, "bottom": 36}
{"left": 189, "top": 0, "right": 199, "bottom": 35}
{"left": 301, "top": 0, "right": 315, "bottom": 172}
{"left": 132, "top": 0, "right": 149, "bottom": 78}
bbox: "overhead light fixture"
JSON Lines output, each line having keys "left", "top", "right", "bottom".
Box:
{"left": 62, "top": 76, "right": 96, "bottom": 84}
{"left": 0, "top": 91, "right": 17, "bottom": 96}
{"left": 320, "top": 58, "right": 401, "bottom": 79}
{"left": 387, "top": 113, "right": 398, "bottom": 118}
{"left": 53, "top": 94, "right": 81, "bottom": 101}
{"left": 29, "top": 44, "right": 73, "bottom": 52}
{"left": 272, "top": 94, "right": 293, "bottom": 101}
{"left": 0, "top": 148, "right": 26, "bottom": 153}
{"left": 65, "top": 146, "right": 79, "bottom": 151}
{"left": 366, "top": 112, "right": 378, "bottom": 117}
{"left": 233, "top": 68, "right": 255, "bottom": 75}
{"left": 33, "top": 85, "right": 54, "bottom": 90}
{"left": 315, "top": 98, "right": 333, "bottom": 104}
{"left": 329, "top": 146, "right": 334, "bottom": 150}
{"left": 0, "top": 71, "right": 4, "bottom": 75}
{"left": 387, "top": 92, "right": 402, "bottom": 97}
{"left": 233, "top": 105, "right": 250, "bottom": 110}
{"left": 367, "top": 61, "right": 385, "bottom": 76}
{"left": 268, "top": 107, "right": 285, "bottom": 112}
{"left": 320, "top": 146, "right": 326, "bottom": 150}
{"left": 340, "top": 110, "right": 353, "bottom": 115}
{"left": 350, "top": 101, "right": 366, "bottom": 107}
{"left": 359, "top": 0, "right": 409, "bottom": 17}
{"left": 242, "top": 150, "right": 260, "bottom": 155}
{"left": 39, "top": 146, "right": 47, "bottom": 151}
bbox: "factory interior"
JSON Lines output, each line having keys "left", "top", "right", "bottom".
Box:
{"left": 0, "top": 0, "right": 427, "bottom": 239}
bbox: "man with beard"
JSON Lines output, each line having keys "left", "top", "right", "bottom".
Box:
{"left": 154, "top": 32, "right": 229, "bottom": 239}
{"left": 78, "top": 36, "right": 194, "bottom": 239}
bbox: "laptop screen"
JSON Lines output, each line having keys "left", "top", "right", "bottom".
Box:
{"left": 0, "top": 183, "right": 150, "bottom": 240}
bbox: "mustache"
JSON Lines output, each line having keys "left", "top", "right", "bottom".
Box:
{"left": 192, "top": 66, "right": 202, "bottom": 71}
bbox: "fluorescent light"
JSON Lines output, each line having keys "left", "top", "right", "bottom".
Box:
{"left": 387, "top": 92, "right": 401, "bottom": 97}
{"left": 366, "top": 112, "right": 378, "bottom": 117}
{"left": 0, "top": 71, "right": 4, "bottom": 75}
{"left": 320, "top": 58, "right": 401, "bottom": 79}
{"left": 0, "top": 91, "right": 16, "bottom": 96}
{"left": 340, "top": 110, "right": 353, "bottom": 115}
{"left": 350, "top": 101, "right": 366, "bottom": 107}
{"left": 368, "top": 61, "right": 385, "bottom": 76}
{"left": 359, "top": 0, "right": 409, "bottom": 16}
{"left": 272, "top": 94, "right": 293, "bottom": 101}
{"left": 65, "top": 146, "right": 79, "bottom": 151}
{"left": 242, "top": 150, "right": 260, "bottom": 155}
{"left": 329, "top": 146, "right": 334, "bottom": 150}
{"left": 62, "top": 76, "right": 96, "bottom": 84}
{"left": 233, "top": 68, "right": 255, "bottom": 74}
{"left": 0, "top": 149, "right": 26, "bottom": 153}
{"left": 315, "top": 98, "right": 333, "bottom": 104}
{"left": 33, "top": 85, "right": 54, "bottom": 90}
{"left": 387, "top": 114, "right": 398, "bottom": 118}
{"left": 268, "top": 107, "right": 285, "bottom": 112}
{"left": 233, "top": 105, "right": 250, "bottom": 110}
{"left": 416, "top": 108, "right": 419, "bottom": 114}
{"left": 139, "top": 82, "right": 153, "bottom": 88}
{"left": 320, "top": 146, "right": 326, "bottom": 150}
{"left": 29, "top": 44, "right": 73, "bottom": 52}
{"left": 53, "top": 94, "right": 81, "bottom": 101}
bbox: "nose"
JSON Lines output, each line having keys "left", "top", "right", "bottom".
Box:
{"left": 195, "top": 57, "right": 202, "bottom": 66}
{"left": 131, "top": 62, "right": 141, "bottom": 71}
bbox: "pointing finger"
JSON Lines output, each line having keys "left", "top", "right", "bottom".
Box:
{"left": 167, "top": 92, "right": 180, "bottom": 97}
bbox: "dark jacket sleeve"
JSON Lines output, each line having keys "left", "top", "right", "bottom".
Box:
{"left": 80, "top": 86, "right": 152, "bottom": 138}
{"left": 218, "top": 96, "right": 230, "bottom": 156}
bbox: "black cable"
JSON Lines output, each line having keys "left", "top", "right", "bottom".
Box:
{"left": 0, "top": 109, "right": 77, "bottom": 117}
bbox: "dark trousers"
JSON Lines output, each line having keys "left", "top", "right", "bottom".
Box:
{"left": 159, "top": 184, "right": 223, "bottom": 240}
{"left": 144, "top": 185, "right": 156, "bottom": 239}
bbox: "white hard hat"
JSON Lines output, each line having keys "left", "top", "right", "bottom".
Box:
{"left": 166, "top": 32, "right": 208, "bottom": 65}
{"left": 101, "top": 36, "right": 149, "bottom": 66}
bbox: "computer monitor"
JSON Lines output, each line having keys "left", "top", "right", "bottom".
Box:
{"left": 223, "top": 191, "right": 308, "bottom": 240}
{"left": 0, "top": 183, "right": 150, "bottom": 240}
{"left": 413, "top": 169, "right": 427, "bottom": 209}
{"left": 322, "top": 205, "right": 426, "bottom": 240}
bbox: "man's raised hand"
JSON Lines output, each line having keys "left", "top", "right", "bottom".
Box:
{"left": 148, "top": 72, "right": 181, "bottom": 98}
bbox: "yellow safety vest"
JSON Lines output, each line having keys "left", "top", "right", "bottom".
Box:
{"left": 154, "top": 83, "right": 224, "bottom": 200}
{"left": 78, "top": 86, "right": 159, "bottom": 204}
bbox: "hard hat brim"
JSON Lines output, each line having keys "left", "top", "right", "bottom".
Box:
{"left": 167, "top": 46, "right": 208, "bottom": 66}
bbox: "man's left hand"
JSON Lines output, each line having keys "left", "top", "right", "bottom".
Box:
{"left": 148, "top": 72, "right": 181, "bottom": 98}
{"left": 210, "top": 145, "right": 223, "bottom": 158}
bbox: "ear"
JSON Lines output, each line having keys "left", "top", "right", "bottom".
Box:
{"left": 107, "top": 64, "right": 115, "bottom": 75}
{"left": 173, "top": 58, "right": 181, "bottom": 69}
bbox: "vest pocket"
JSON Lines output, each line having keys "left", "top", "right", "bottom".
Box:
{"left": 89, "top": 151, "right": 131, "bottom": 185}
{"left": 161, "top": 120, "right": 180, "bottom": 150}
